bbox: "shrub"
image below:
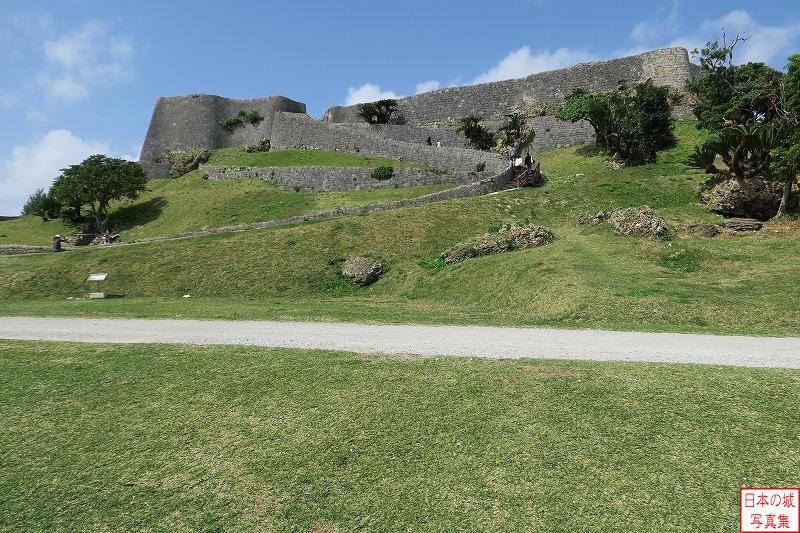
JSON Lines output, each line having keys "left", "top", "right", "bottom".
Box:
{"left": 475, "top": 162, "right": 486, "bottom": 172}
{"left": 556, "top": 81, "right": 675, "bottom": 165}
{"left": 357, "top": 99, "right": 401, "bottom": 125}
{"left": 457, "top": 116, "right": 496, "bottom": 151}
{"left": 21, "top": 188, "right": 59, "bottom": 220}
{"left": 220, "top": 110, "right": 265, "bottom": 132}
{"left": 371, "top": 165, "right": 394, "bottom": 180}
{"left": 244, "top": 139, "right": 271, "bottom": 153}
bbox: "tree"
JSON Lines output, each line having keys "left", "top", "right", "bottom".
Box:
{"left": 556, "top": 80, "right": 675, "bottom": 165}
{"left": 687, "top": 35, "right": 783, "bottom": 131}
{"left": 356, "top": 99, "right": 402, "bottom": 125}
{"left": 771, "top": 54, "right": 800, "bottom": 217}
{"left": 21, "top": 188, "right": 58, "bottom": 220}
{"left": 456, "top": 116, "right": 496, "bottom": 151}
{"left": 497, "top": 112, "right": 537, "bottom": 154}
{"left": 49, "top": 155, "right": 147, "bottom": 233}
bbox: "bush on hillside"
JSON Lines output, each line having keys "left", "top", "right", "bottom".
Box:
{"left": 157, "top": 148, "right": 211, "bottom": 178}
{"left": 556, "top": 80, "right": 675, "bottom": 165}
{"left": 371, "top": 165, "right": 394, "bottom": 180}
{"left": 220, "top": 110, "right": 265, "bottom": 132}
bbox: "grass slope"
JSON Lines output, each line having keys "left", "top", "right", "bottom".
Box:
{"left": 1, "top": 121, "right": 799, "bottom": 335}
{"left": 0, "top": 147, "right": 440, "bottom": 245}
{"left": 206, "top": 146, "right": 423, "bottom": 168}
{"left": 1, "top": 341, "right": 798, "bottom": 531}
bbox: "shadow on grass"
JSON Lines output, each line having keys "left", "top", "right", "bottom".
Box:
{"left": 574, "top": 143, "right": 605, "bottom": 158}
{"left": 110, "top": 197, "right": 167, "bottom": 232}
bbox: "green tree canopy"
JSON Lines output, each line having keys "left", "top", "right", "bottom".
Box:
{"left": 49, "top": 155, "right": 147, "bottom": 233}
{"left": 356, "top": 99, "right": 402, "bottom": 125}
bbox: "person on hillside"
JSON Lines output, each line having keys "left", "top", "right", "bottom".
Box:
{"left": 508, "top": 145, "right": 517, "bottom": 167}
{"left": 525, "top": 152, "right": 533, "bottom": 174}
{"left": 514, "top": 156, "right": 523, "bottom": 171}
{"left": 436, "top": 140, "right": 442, "bottom": 150}
{"left": 426, "top": 136, "right": 432, "bottom": 146}
{"left": 51, "top": 234, "right": 67, "bottom": 252}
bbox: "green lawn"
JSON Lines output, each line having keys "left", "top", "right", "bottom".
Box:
{"left": 206, "top": 147, "right": 423, "bottom": 169}
{"left": 1, "top": 340, "right": 797, "bottom": 531}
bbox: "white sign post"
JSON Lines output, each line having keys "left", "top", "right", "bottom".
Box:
{"left": 86, "top": 272, "right": 108, "bottom": 299}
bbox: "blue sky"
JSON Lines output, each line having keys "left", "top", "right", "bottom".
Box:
{"left": 2, "top": 0, "right": 800, "bottom": 214}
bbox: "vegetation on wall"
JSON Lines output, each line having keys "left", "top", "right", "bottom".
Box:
{"left": 220, "top": 110, "right": 265, "bottom": 132}
{"left": 357, "top": 99, "right": 404, "bottom": 125}
{"left": 457, "top": 116, "right": 496, "bottom": 151}
{"left": 556, "top": 80, "right": 675, "bottom": 165}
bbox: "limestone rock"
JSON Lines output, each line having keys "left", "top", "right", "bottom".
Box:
{"left": 609, "top": 206, "right": 671, "bottom": 240}
{"left": 679, "top": 223, "right": 721, "bottom": 238}
{"left": 698, "top": 171, "right": 793, "bottom": 220}
{"left": 442, "top": 223, "right": 554, "bottom": 263}
{"left": 724, "top": 218, "right": 763, "bottom": 232}
{"left": 342, "top": 256, "right": 384, "bottom": 286}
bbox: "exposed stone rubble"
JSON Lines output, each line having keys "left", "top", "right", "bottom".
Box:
{"left": 342, "top": 256, "right": 384, "bottom": 286}
{"left": 0, "top": 244, "right": 50, "bottom": 255}
{"left": 442, "top": 223, "right": 555, "bottom": 264}
{"left": 609, "top": 206, "right": 671, "bottom": 240}
{"left": 698, "top": 171, "right": 797, "bottom": 220}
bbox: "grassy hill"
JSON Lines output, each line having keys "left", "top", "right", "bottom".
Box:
{"left": 0, "top": 148, "right": 448, "bottom": 245}
{"left": 2, "top": 121, "right": 799, "bottom": 335}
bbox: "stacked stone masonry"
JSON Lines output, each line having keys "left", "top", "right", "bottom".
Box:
{"left": 201, "top": 164, "right": 478, "bottom": 192}
{"left": 323, "top": 48, "right": 700, "bottom": 126}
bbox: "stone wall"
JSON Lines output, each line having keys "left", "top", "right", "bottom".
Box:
{"left": 201, "top": 164, "right": 478, "bottom": 192}
{"left": 0, "top": 244, "right": 50, "bottom": 255}
{"left": 139, "top": 94, "right": 306, "bottom": 178}
{"left": 127, "top": 168, "right": 516, "bottom": 245}
{"left": 270, "top": 112, "right": 507, "bottom": 173}
{"left": 323, "top": 47, "right": 699, "bottom": 126}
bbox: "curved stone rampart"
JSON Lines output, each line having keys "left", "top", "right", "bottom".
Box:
{"left": 323, "top": 47, "right": 699, "bottom": 126}
{"left": 139, "top": 94, "right": 306, "bottom": 177}
{"left": 270, "top": 112, "right": 507, "bottom": 174}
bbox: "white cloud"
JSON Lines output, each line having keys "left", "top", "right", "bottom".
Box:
{"left": 414, "top": 80, "right": 440, "bottom": 94}
{"left": 36, "top": 74, "right": 89, "bottom": 103}
{"left": 344, "top": 83, "right": 402, "bottom": 105}
{"left": 631, "top": 1, "right": 680, "bottom": 43}
{"left": 0, "top": 129, "right": 112, "bottom": 215}
{"left": 38, "top": 20, "right": 134, "bottom": 104}
{"left": 472, "top": 46, "right": 596, "bottom": 84}
{"left": 697, "top": 10, "right": 800, "bottom": 65}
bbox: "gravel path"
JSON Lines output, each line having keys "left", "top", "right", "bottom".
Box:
{"left": 2, "top": 316, "right": 799, "bottom": 368}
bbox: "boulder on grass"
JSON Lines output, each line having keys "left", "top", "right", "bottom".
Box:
{"left": 698, "top": 171, "right": 794, "bottom": 220}
{"left": 442, "top": 223, "right": 554, "bottom": 263}
{"left": 723, "top": 218, "right": 763, "bottom": 232}
{"left": 609, "top": 206, "right": 671, "bottom": 240}
{"left": 342, "top": 256, "right": 383, "bottom": 286}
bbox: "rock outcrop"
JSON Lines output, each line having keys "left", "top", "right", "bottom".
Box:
{"left": 609, "top": 206, "right": 671, "bottom": 240}
{"left": 342, "top": 256, "right": 384, "bottom": 286}
{"left": 442, "top": 224, "right": 554, "bottom": 263}
{"left": 698, "top": 171, "right": 793, "bottom": 220}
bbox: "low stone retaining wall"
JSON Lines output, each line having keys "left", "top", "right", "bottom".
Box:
{"left": 0, "top": 244, "right": 50, "bottom": 255}
{"left": 125, "top": 168, "right": 516, "bottom": 246}
{"left": 200, "top": 164, "right": 479, "bottom": 192}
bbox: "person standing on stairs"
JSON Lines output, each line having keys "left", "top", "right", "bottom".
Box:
{"left": 525, "top": 152, "right": 533, "bottom": 174}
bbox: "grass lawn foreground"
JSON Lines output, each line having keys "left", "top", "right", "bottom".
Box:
{"left": 1, "top": 340, "right": 798, "bottom": 531}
